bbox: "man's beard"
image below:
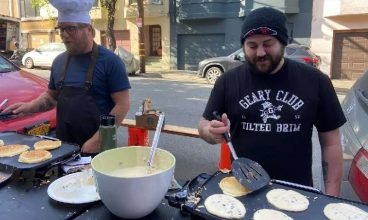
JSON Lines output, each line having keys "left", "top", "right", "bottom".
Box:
{"left": 245, "top": 48, "right": 284, "bottom": 74}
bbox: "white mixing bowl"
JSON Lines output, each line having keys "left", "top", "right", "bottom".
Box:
{"left": 91, "top": 146, "right": 176, "bottom": 219}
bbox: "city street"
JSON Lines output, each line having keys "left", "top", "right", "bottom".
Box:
{"left": 24, "top": 67, "right": 357, "bottom": 201}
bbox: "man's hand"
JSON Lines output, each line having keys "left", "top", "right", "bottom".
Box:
{"left": 81, "top": 132, "right": 100, "bottom": 154}
{"left": 3, "top": 102, "right": 33, "bottom": 115}
{"left": 198, "top": 113, "right": 230, "bottom": 144}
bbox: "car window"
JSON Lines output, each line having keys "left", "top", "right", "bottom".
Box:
{"left": 285, "top": 47, "right": 296, "bottom": 56}
{"left": 0, "top": 56, "right": 17, "bottom": 72}
{"left": 37, "top": 44, "right": 51, "bottom": 52}
{"left": 357, "top": 71, "right": 368, "bottom": 103}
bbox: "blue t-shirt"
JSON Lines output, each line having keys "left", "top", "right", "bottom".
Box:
{"left": 49, "top": 45, "right": 131, "bottom": 115}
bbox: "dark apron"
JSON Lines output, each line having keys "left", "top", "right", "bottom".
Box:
{"left": 56, "top": 42, "right": 100, "bottom": 148}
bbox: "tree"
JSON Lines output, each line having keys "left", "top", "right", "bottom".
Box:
{"left": 100, "top": 0, "right": 118, "bottom": 51}
{"left": 137, "top": 0, "right": 146, "bottom": 73}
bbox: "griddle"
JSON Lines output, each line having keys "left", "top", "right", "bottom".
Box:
{"left": 0, "top": 132, "right": 79, "bottom": 170}
{"left": 167, "top": 172, "right": 368, "bottom": 220}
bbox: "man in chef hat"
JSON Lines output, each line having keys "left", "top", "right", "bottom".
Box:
{"left": 4, "top": 0, "right": 131, "bottom": 155}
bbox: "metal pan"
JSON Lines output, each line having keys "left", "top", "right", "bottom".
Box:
{"left": 0, "top": 165, "right": 14, "bottom": 186}
{"left": 0, "top": 132, "right": 80, "bottom": 170}
{"left": 212, "top": 111, "right": 270, "bottom": 192}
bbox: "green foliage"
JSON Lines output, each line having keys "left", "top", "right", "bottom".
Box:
{"left": 31, "top": 0, "right": 49, "bottom": 8}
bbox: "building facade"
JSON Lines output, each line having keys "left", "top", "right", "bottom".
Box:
{"left": 171, "top": 0, "right": 314, "bottom": 70}
{"left": 311, "top": 0, "right": 368, "bottom": 79}
{"left": 19, "top": 0, "right": 171, "bottom": 70}
{"left": 0, "top": 0, "right": 20, "bottom": 52}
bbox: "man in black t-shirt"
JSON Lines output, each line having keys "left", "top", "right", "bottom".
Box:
{"left": 198, "top": 7, "right": 346, "bottom": 197}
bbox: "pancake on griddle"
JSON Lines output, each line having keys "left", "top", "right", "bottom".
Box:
{"left": 0, "top": 144, "right": 30, "bottom": 157}
{"left": 219, "top": 176, "right": 250, "bottom": 197}
{"left": 34, "top": 140, "right": 62, "bottom": 150}
{"left": 18, "top": 149, "right": 52, "bottom": 164}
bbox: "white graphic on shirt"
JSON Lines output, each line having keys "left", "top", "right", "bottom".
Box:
{"left": 238, "top": 89, "right": 304, "bottom": 133}
{"left": 259, "top": 101, "right": 283, "bottom": 123}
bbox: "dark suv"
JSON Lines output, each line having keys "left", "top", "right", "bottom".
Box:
{"left": 198, "top": 44, "right": 321, "bottom": 84}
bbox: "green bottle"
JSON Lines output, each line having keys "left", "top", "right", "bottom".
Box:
{"left": 99, "top": 115, "right": 117, "bottom": 152}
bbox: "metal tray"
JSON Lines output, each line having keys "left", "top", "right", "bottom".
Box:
{"left": 0, "top": 132, "right": 79, "bottom": 170}
{"left": 167, "top": 172, "right": 368, "bottom": 220}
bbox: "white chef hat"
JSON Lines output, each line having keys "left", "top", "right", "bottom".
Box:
{"left": 49, "top": 0, "right": 94, "bottom": 24}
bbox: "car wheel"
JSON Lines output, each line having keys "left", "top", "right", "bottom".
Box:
{"left": 25, "top": 58, "right": 34, "bottom": 69}
{"left": 205, "top": 66, "right": 223, "bottom": 84}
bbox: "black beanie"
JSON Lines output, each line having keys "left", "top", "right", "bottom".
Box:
{"left": 240, "top": 7, "right": 288, "bottom": 46}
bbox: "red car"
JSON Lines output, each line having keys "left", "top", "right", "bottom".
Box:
{"left": 0, "top": 55, "right": 56, "bottom": 135}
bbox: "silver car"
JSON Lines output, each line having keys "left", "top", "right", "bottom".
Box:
{"left": 198, "top": 44, "right": 321, "bottom": 84}
{"left": 340, "top": 70, "right": 368, "bottom": 203}
{"left": 22, "top": 43, "right": 66, "bottom": 69}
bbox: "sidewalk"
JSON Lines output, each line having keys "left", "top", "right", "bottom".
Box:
{"left": 137, "top": 70, "right": 355, "bottom": 95}
{"left": 26, "top": 68, "right": 356, "bottom": 96}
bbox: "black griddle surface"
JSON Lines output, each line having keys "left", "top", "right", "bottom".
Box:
{"left": 0, "top": 132, "right": 79, "bottom": 170}
{"left": 181, "top": 172, "right": 368, "bottom": 220}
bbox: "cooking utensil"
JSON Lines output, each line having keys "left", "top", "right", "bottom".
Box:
{"left": 212, "top": 111, "right": 270, "bottom": 192}
{"left": 148, "top": 113, "right": 165, "bottom": 167}
{"left": 0, "top": 111, "right": 15, "bottom": 120}
{"left": 92, "top": 146, "right": 175, "bottom": 219}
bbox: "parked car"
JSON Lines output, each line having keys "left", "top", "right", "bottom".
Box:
{"left": 198, "top": 44, "right": 321, "bottom": 84}
{"left": 22, "top": 43, "right": 66, "bottom": 69}
{"left": 340, "top": 70, "right": 368, "bottom": 203}
{"left": 114, "top": 46, "right": 140, "bottom": 75}
{"left": 0, "top": 55, "right": 56, "bottom": 135}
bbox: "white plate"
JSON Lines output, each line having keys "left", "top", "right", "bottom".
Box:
{"left": 47, "top": 170, "right": 100, "bottom": 204}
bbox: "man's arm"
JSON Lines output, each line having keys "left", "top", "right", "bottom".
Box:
{"left": 198, "top": 114, "right": 230, "bottom": 145}
{"left": 81, "top": 90, "right": 130, "bottom": 153}
{"left": 4, "top": 89, "right": 57, "bottom": 114}
{"left": 318, "top": 128, "right": 343, "bottom": 197}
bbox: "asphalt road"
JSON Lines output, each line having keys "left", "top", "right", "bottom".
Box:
{"left": 24, "top": 68, "right": 358, "bottom": 201}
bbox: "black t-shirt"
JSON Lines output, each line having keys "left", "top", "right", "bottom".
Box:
{"left": 202, "top": 59, "right": 346, "bottom": 186}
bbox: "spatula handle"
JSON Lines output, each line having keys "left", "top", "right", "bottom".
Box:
{"left": 212, "top": 111, "right": 238, "bottom": 160}
{"left": 212, "top": 111, "right": 230, "bottom": 142}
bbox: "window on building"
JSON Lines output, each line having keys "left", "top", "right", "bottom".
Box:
{"left": 19, "top": 0, "right": 40, "bottom": 18}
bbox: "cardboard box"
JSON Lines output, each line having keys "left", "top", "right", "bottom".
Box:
{"left": 135, "top": 113, "right": 160, "bottom": 129}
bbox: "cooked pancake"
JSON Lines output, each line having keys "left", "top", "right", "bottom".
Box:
{"left": 0, "top": 139, "right": 4, "bottom": 146}
{"left": 324, "top": 203, "right": 368, "bottom": 220}
{"left": 204, "top": 194, "right": 246, "bottom": 219}
{"left": 0, "top": 144, "right": 30, "bottom": 157}
{"left": 34, "top": 140, "right": 62, "bottom": 150}
{"left": 266, "top": 188, "right": 309, "bottom": 212}
{"left": 18, "top": 149, "right": 52, "bottom": 164}
{"left": 219, "top": 176, "right": 250, "bottom": 197}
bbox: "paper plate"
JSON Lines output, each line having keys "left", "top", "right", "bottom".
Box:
{"left": 47, "top": 170, "right": 100, "bottom": 204}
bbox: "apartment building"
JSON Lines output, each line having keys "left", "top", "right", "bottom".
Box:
{"left": 19, "top": 0, "right": 170, "bottom": 70}
{"left": 0, "top": 0, "right": 20, "bottom": 52}
{"left": 311, "top": 0, "right": 368, "bottom": 79}
{"left": 171, "top": 0, "right": 314, "bottom": 70}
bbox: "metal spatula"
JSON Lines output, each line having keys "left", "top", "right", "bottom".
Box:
{"left": 213, "top": 111, "right": 270, "bottom": 192}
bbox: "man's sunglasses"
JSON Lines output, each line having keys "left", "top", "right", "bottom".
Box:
{"left": 55, "top": 24, "right": 88, "bottom": 35}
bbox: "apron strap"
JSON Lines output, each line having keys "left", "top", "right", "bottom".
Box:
{"left": 85, "top": 42, "right": 99, "bottom": 89}
{"left": 58, "top": 41, "right": 99, "bottom": 90}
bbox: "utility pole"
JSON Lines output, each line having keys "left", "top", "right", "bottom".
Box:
{"left": 137, "top": 0, "right": 145, "bottom": 73}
